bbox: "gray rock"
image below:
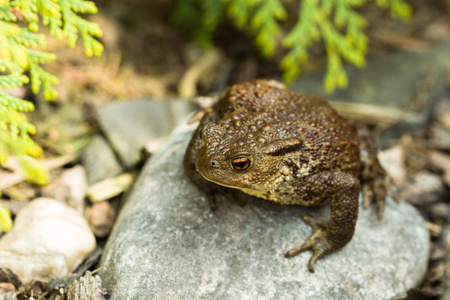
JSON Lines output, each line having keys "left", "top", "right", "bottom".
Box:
{"left": 97, "top": 99, "right": 195, "bottom": 169}
{"left": 32, "top": 100, "right": 90, "bottom": 150}
{"left": 292, "top": 40, "right": 450, "bottom": 148}
{"left": 0, "top": 198, "right": 96, "bottom": 284}
{"left": 100, "top": 123, "right": 429, "bottom": 300}
{"left": 291, "top": 40, "right": 450, "bottom": 109}
{"left": 0, "top": 292, "right": 16, "bottom": 300}
{"left": 82, "top": 135, "right": 124, "bottom": 185}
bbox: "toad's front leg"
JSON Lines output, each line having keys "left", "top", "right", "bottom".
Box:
{"left": 285, "top": 172, "right": 360, "bottom": 272}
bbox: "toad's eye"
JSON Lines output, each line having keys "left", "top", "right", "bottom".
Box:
{"left": 231, "top": 157, "right": 251, "bottom": 170}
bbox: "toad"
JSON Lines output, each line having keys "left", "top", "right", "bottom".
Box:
{"left": 184, "top": 79, "right": 390, "bottom": 272}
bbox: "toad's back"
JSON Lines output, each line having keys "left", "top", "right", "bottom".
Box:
{"left": 207, "top": 80, "right": 361, "bottom": 177}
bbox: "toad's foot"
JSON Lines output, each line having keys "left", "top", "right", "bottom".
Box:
{"left": 207, "top": 193, "right": 218, "bottom": 211}
{"left": 284, "top": 172, "right": 359, "bottom": 273}
{"left": 362, "top": 175, "right": 390, "bottom": 220}
{"left": 220, "top": 189, "right": 246, "bottom": 207}
{"left": 208, "top": 188, "right": 246, "bottom": 211}
{"left": 285, "top": 215, "right": 334, "bottom": 273}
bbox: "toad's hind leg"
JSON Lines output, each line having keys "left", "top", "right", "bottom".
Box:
{"left": 285, "top": 172, "right": 360, "bottom": 273}
{"left": 354, "top": 121, "right": 390, "bottom": 219}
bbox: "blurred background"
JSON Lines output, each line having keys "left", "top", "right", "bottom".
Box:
{"left": 1, "top": 0, "right": 450, "bottom": 299}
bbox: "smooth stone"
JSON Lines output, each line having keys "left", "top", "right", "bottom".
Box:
{"left": 100, "top": 123, "right": 429, "bottom": 299}
{"left": 97, "top": 99, "right": 195, "bottom": 169}
{"left": 60, "top": 165, "right": 89, "bottom": 214}
{"left": 85, "top": 201, "right": 116, "bottom": 238}
{"left": 0, "top": 198, "right": 96, "bottom": 284}
{"left": 82, "top": 134, "right": 124, "bottom": 185}
{"left": 41, "top": 165, "right": 88, "bottom": 214}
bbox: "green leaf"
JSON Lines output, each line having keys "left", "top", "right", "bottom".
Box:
{"left": 14, "top": 28, "right": 47, "bottom": 48}
{"left": 28, "top": 21, "right": 39, "bottom": 32}
{"left": 389, "top": 0, "right": 411, "bottom": 21}
{"left": 28, "top": 60, "right": 59, "bottom": 100}
{"left": 68, "top": 0, "right": 98, "bottom": 14}
{"left": 0, "top": 205, "right": 13, "bottom": 233}
{"left": 0, "top": 0, "right": 103, "bottom": 186}
{"left": 0, "top": 141, "right": 7, "bottom": 165}
{"left": 173, "top": 0, "right": 224, "bottom": 47}
{"left": 281, "top": 0, "right": 319, "bottom": 81}
{"left": 0, "top": 92, "right": 34, "bottom": 112}
{"left": 81, "top": 33, "right": 104, "bottom": 57}
{"left": 27, "top": 49, "right": 57, "bottom": 64}
{"left": 226, "top": 0, "right": 249, "bottom": 28}
{"left": 0, "top": 73, "right": 29, "bottom": 89}
{"left": 376, "top": 0, "right": 388, "bottom": 8}
{"left": 281, "top": 0, "right": 371, "bottom": 89}
{"left": 0, "top": 4, "right": 17, "bottom": 22}
{"left": 38, "top": 0, "right": 62, "bottom": 20}
{"left": 18, "top": 155, "right": 49, "bottom": 186}
{"left": 248, "top": 0, "right": 286, "bottom": 57}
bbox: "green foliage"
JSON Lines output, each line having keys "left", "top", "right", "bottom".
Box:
{"left": 173, "top": 0, "right": 411, "bottom": 92}
{"left": 0, "top": 204, "right": 12, "bottom": 233}
{"left": 172, "top": 0, "right": 225, "bottom": 47}
{"left": 0, "top": 0, "right": 103, "bottom": 186}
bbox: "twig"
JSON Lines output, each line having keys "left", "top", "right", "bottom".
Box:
{"left": 87, "top": 172, "right": 137, "bottom": 203}
{"left": 178, "top": 50, "right": 223, "bottom": 98}
{"left": 0, "top": 153, "right": 79, "bottom": 190}
{"left": 329, "top": 101, "right": 421, "bottom": 126}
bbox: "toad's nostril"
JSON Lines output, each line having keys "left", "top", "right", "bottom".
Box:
{"left": 210, "top": 160, "right": 219, "bottom": 167}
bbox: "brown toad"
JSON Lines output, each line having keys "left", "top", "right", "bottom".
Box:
{"left": 184, "top": 79, "right": 389, "bottom": 272}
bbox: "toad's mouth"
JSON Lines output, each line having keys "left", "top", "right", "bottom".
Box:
{"left": 197, "top": 171, "right": 270, "bottom": 197}
{"left": 197, "top": 171, "right": 255, "bottom": 190}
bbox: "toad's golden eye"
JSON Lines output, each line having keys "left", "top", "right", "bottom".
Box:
{"left": 231, "top": 156, "right": 251, "bottom": 170}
